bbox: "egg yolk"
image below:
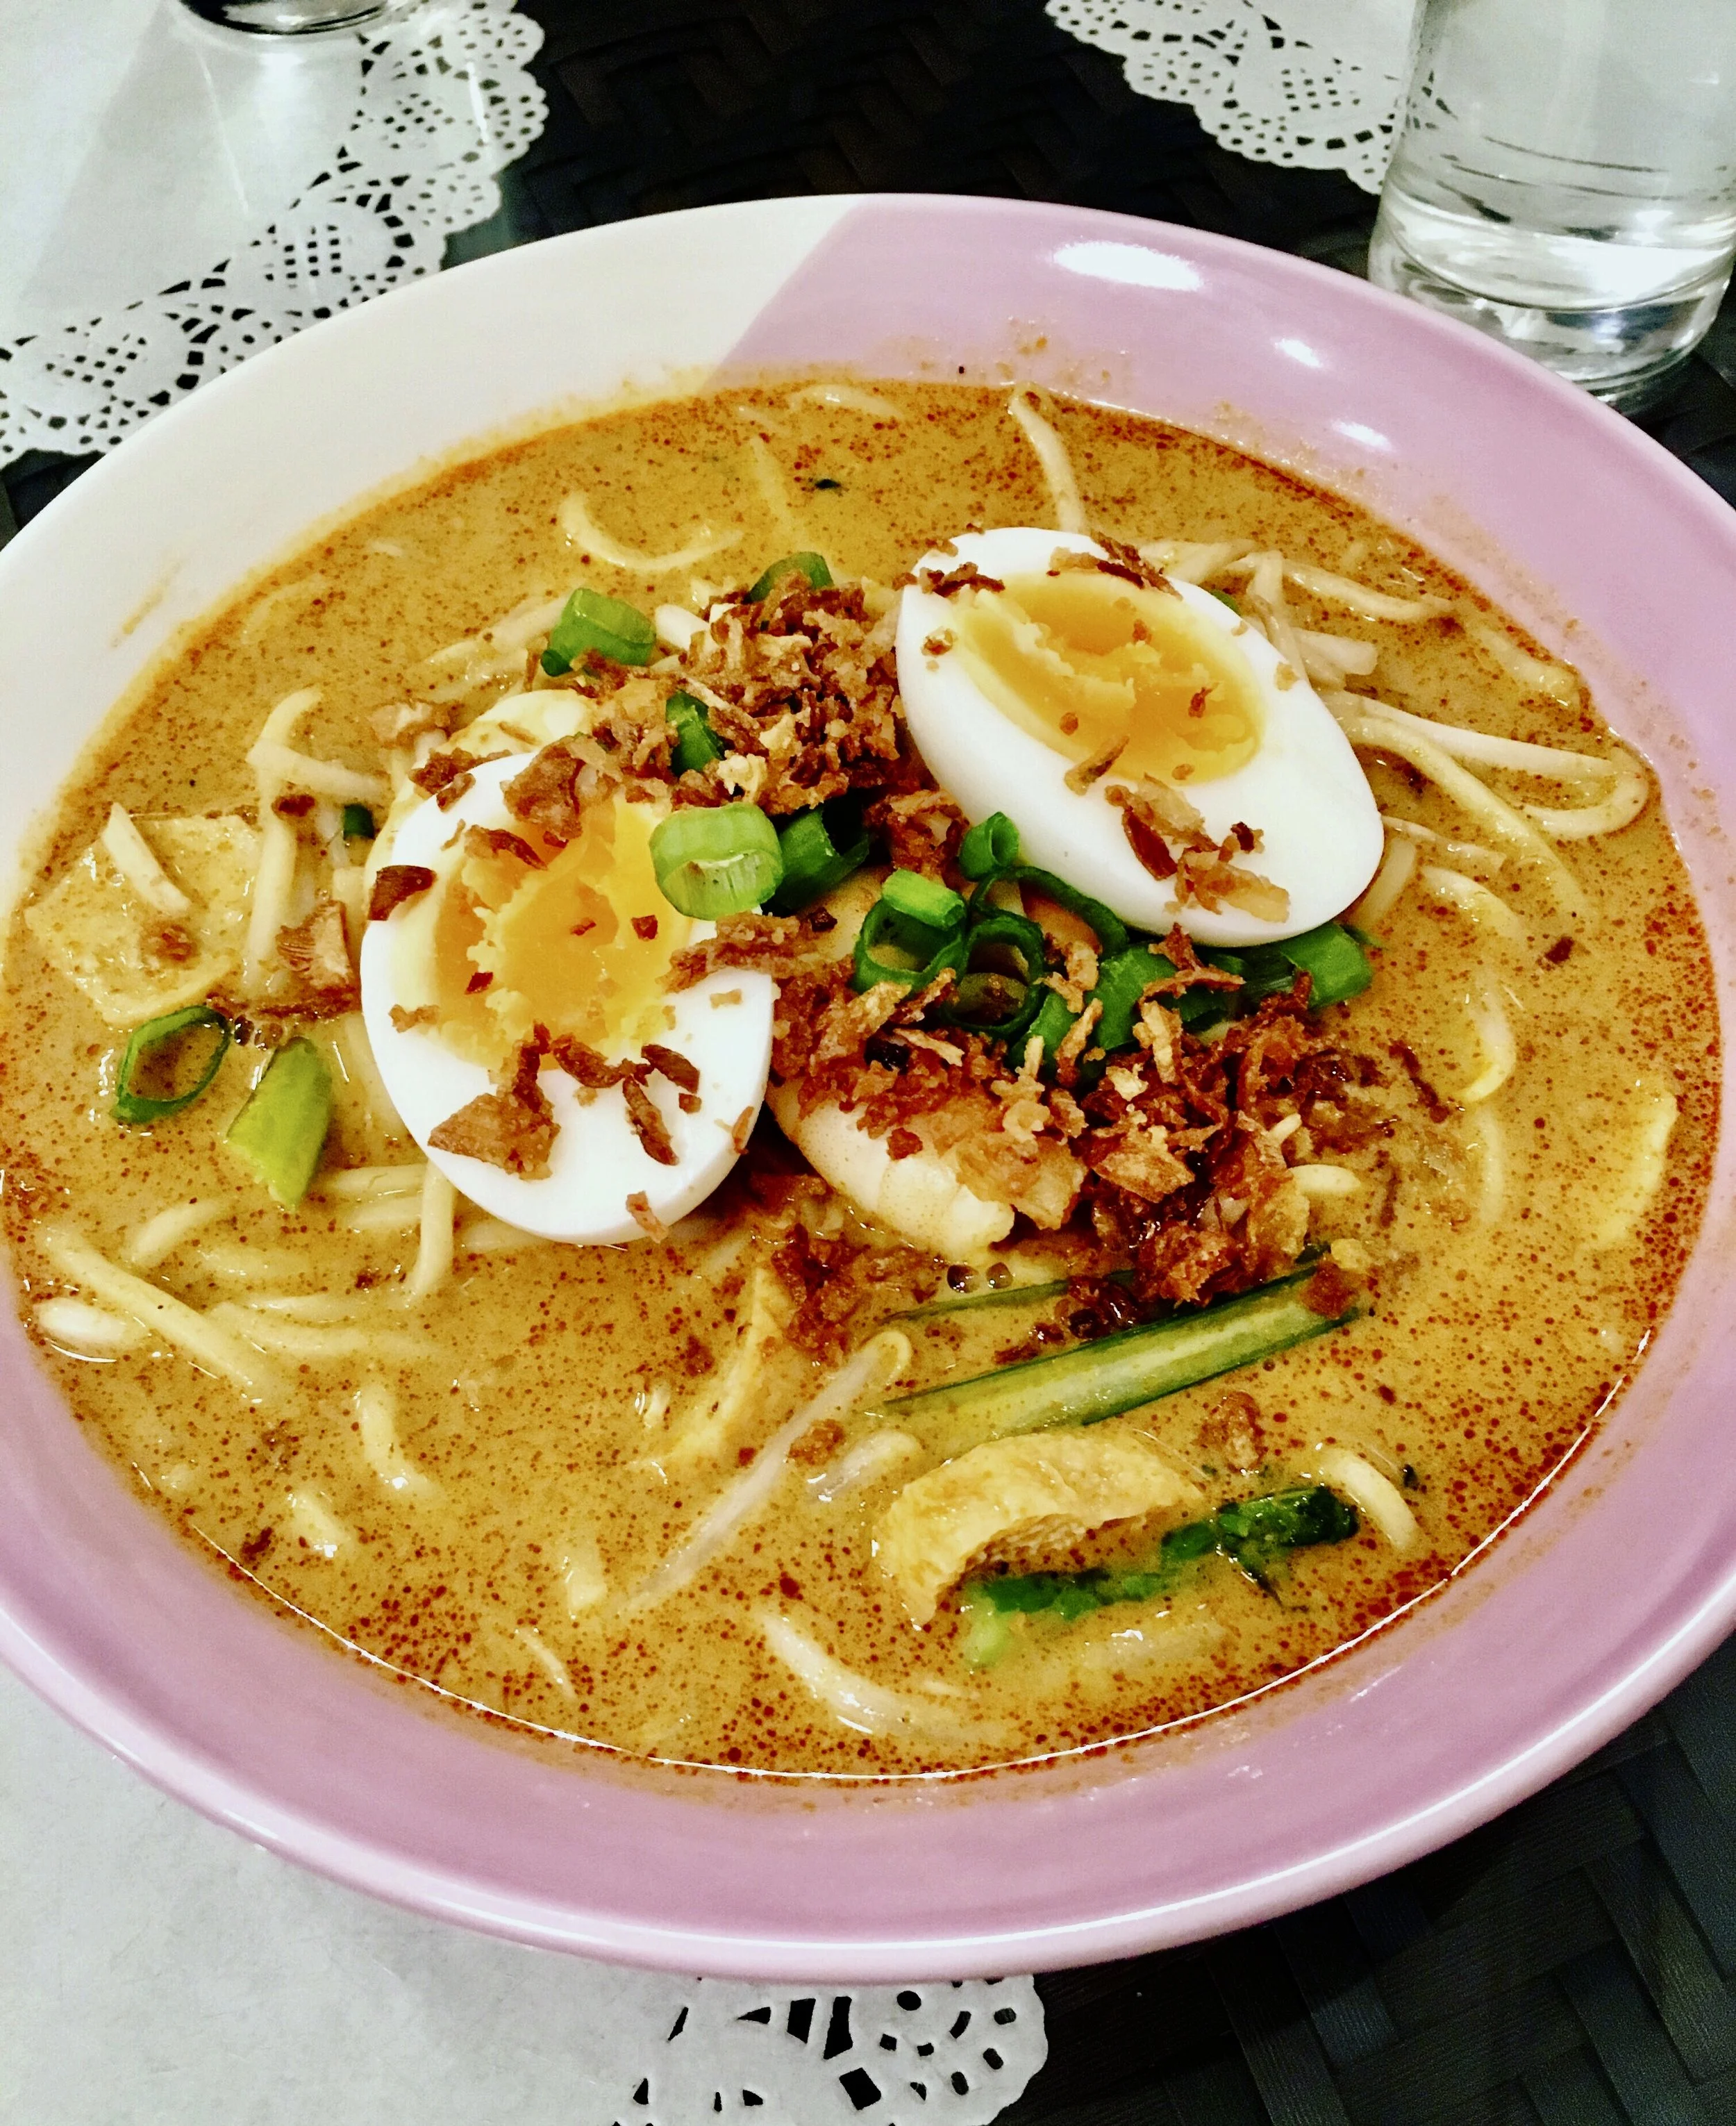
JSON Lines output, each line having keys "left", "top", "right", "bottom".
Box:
{"left": 949, "top": 569, "right": 1263, "bottom": 786}
{"left": 408, "top": 792, "right": 691, "bottom": 1072}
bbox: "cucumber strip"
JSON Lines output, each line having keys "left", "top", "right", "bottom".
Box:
{"left": 885, "top": 1267, "right": 1357, "bottom": 1454}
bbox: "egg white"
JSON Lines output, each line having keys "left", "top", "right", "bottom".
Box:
{"left": 896, "top": 527, "right": 1383, "bottom": 947}
{"left": 359, "top": 756, "right": 774, "bottom": 1243}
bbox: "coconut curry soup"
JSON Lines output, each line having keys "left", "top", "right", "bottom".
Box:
{"left": 0, "top": 382, "right": 1716, "bottom": 1778}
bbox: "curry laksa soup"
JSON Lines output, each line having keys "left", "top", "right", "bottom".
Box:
{"left": 0, "top": 382, "right": 1716, "bottom": 1777}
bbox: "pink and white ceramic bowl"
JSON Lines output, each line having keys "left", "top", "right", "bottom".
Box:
{"left": 1, "top": 196, "right": 1732, "bottom": 1980}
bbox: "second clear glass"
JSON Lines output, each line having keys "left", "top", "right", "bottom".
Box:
{"left": 1368, "top": 0, "right": 1736, "bottom": 410}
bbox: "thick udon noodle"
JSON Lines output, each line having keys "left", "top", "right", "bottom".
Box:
{"left": 0, "top": 382, "right": 1717, "bottom": 1777}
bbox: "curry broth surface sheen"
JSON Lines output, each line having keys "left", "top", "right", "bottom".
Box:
{"left": 0, "top": 383, "right": 1717, "bottom": 1777}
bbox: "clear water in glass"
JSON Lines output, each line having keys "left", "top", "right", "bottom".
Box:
{"left": 1369, "top": 0, "right": 1736, "bottom": 408}
{"left": 176, "top": 0, "right": 406, "bottom": 33}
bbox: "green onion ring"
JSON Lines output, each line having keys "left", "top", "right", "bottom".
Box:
{"left": 651, "top": 803, "right": 784, "bottom": 919}
{"left": 959, "top": 812, "right": 1021, "bottom": 880}
{"left": 746, "top": 551, "right": 834, "bottom": 601}
{"left": 665, "top": 690, "right": 726, "bottom": 776}
{"left": 769, "top": 800, "right": 872, "bottom": 913}
{"left": 968, "top": 864, "right": 1130, "bottom": 960}
{"left": 541, "top": 586, "right": 659, "bottom": 676}
{"left": 942, "top": 911, "right": 1050, "bottom": 1043}
{"left": 112, "top": 1005, "right": 231, "bottom": 1125}
{"left": 852, "top": 897, "right": 969, "bottom": 993}
{"left": 881, "top": 869, "right": 966, "bottom": 931}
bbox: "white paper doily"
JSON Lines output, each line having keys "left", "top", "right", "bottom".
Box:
{"left": 1048, "top": 0, "right": 1415, "bottom": 193}
{"left": 618, "top": 1976, "right": 1046, "bottom": 2126}
{"left": 0, "top": 0, "right": 546, "bottom": 461}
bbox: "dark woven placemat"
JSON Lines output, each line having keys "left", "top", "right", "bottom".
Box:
{"left": 6, "top": 6, "right": 1736, "bottom": 2117}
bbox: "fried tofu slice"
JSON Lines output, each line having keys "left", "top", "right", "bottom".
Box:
{"left": 24, "top": 815, "right": 259, "bottom": 1026}
{"left": 874, "top": 1429, "right": 1203, "bottom": 1624}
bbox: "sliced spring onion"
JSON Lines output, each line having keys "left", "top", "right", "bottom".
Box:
{"left": 1091, "top": 944, "right": 1169, "bottom": 1052}
{"left": 650, "top": 802, "right": 783, "bottom": 918}
{"left": 541, "top": 587, "right": 658, "bottom": 675}
{"left": 665, "top": 690, "right": 726, "bottom": 776}
{"left": 969, "top": 1483, "right": 1359, "bottom": 1620}
{"left": 340, "top": 804, "right": 376, "bottom": 841}
{"left": 1030, "top": 943, "right": 1214, "bottom": 1070}
{"left": 959, "top": 811, "right": 1021, "bottom": 880}
{"left": 980, "top": 866, "right": 1130, "bottom": 960}
{"left": 852, "top": 898, "right": 967, "bottom": 993}
{"left": 746, "top": 551, "right": 833, "bottom": 601}
{"left": 112, "top": 1006, "right": 232, "bottom": 1125}
{"left": 882, "top": 869, "right": 966, "bottom": 930}
{"left": 768, "top": 798, "right": 872, "bottom": 913}
{"left": 1276, "top": 921, "right": 1374, "bottom": 1007}
{"left": 225, "top": 1038, "right": 333, "bottom": 1207}
{"left": 1203, "top": 921, "right": 1371, "bottom": 1011}
{"left": 942, "top": 910, "right": 1049, "bottom": 1041}
{"left": 1030, "top": 988, "right": 1079, "bottom": 1068}
{"left": 887, "top": 1266, "right": 1359, "bottom": 1457}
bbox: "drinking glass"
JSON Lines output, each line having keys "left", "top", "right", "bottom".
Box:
{"left": 1369, "top": 0, "right": 1736, "bottom": 410}
{"left": 176, "top": 0, "right": 409, "bottom": 31}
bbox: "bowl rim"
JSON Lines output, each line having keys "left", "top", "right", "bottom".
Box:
{"left": 1, "top": 190, "right": 1733, "bottom": 1978}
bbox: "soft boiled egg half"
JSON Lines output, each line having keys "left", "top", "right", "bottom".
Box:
{"left": 896, "top": 528, "right": 1383, "bottom": 947}
{"left": 360, "top": 755, "right": 774, "bottom": 1242}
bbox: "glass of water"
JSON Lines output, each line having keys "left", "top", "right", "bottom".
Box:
{"left": 1369, "top": 0, "right": 1736, "bottom": 410}
{"left": 176, "top": 0, "right": 410, "bottom": 31}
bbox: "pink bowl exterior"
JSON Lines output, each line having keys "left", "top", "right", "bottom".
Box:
{"left": 1, "top": 195, "right": 1733, "bottom": 1979}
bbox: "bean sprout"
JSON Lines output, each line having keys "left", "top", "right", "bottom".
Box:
{"left": 1136, "top": 536, "right": 1255, "bottom": 584}
{"left": 1462, "top": 1107, "right": 1508, "bottom": 1226}
{"left": 1233, "top": 557, "right": 1451, "bottom": 623}
{"left": 1380, "top": 815, "right": 1505, "bottom": 872}
{"left": 1008, "top": 388, "right": 1087, "bottom": 533}
{"left": 758, "top": 1610, "right": 999, "bottom": 1741}
{"left": 785, "top": 383, "right": 903, "bottom": 420}
{"left": 629, "top": 1330, "right": 912, "bottom": 1612}
{"left": 1310, "top": 1446, "right": 1419, "bottom": 1551}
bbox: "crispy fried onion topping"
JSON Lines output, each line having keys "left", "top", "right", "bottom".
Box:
{"left": 426, "top": 1033, "right": 702, "bottom": 1180}
{"left": 428, "top": 1040, "right": 558, "bottom": 1179}
{"left": 1106, "top": 779, "right": 1288, "bottom": 921}
{"left": 367, "top": 865, "right": 436, "bottom": 922}
{"left": 774, "top": 942, "right": 1392, "bottom": 1309}
{"left": 274, "top": 894, "right": 358, "bottom": 1013}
